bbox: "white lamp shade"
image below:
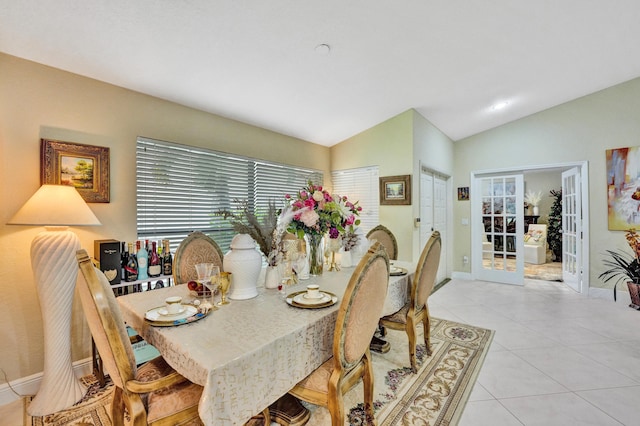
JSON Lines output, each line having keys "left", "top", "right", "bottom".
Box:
{"left": 7, "top": 184, "right": 101, "bottom": 226}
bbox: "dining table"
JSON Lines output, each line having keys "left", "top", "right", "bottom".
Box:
{"left": 116, "top": 260, "right": 416, "bottom": 425}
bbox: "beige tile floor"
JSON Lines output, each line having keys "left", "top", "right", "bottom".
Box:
{"left": 3, "top": 277, "right": 639, "bottom": 425}
{"left": 429, "top": 278, "right": 640, "bottom": 426}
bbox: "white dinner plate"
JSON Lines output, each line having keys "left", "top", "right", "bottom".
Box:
{"left": 293, "top": 292, "right": 332, "bottom": 306}
{"left": 145, "top": 305, "right": 198, "bottom": 322}
{"left": 390, "top": 266, "right": 408, "bottom": 276}
{"left": 158, "top": 306, "right": 186, "bottom": 317}
{"left": 286, "top": 291, "right": 338, "bottom": 309}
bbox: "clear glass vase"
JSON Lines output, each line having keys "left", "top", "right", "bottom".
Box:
{"left": 307, "top": 233, "right": 325, "bottom": 276}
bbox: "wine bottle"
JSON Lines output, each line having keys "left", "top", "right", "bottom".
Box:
{"left": 120, "top": 241, "right": 128, "bottom": 282}
{"left": 137, "top": 239, "right": 149, "bottom": 280}
{"left": 157, "top": 242, "right": 164, "bottom": 274}
{"left": 125, "top": 242, "right": 138, "bottom": 282}
{"left": 162, "top": 239, "right": 173, "bottom": 276}
{"left": 148, "top": 241, "right": 161, "bottom": 277}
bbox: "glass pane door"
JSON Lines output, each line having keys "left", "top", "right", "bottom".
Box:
{"left": 562, "top": 167, "right": 582, "bottom": 292}
{"left": 475, "top": 174, "right": 524, "bottom": 285}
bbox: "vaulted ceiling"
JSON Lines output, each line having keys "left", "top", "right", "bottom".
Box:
{"left": 2, "top": 1, "right": 640, "bottom": 146}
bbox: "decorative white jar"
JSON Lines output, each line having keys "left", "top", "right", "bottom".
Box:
{"left": 224, "top": 234, "right": 261, "bottom": 300}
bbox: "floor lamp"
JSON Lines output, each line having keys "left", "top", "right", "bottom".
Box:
{"left": 8, "top": 184, "right": 101, "bottom": 416}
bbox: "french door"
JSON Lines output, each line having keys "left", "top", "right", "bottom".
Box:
{"left": 562, "top": 167, "right": 582, "bottom": 292}
{"left": 420, "top": 168, "right": 448, "bottom": 284}
{"left": 474, "top": 174, "right": 525, "bottom": 285}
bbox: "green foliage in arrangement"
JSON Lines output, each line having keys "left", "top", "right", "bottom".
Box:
{"left": 547, "top": 189, "right": 563, "bottom": 261}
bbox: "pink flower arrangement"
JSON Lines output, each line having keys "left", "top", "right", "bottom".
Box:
{"left": 285, "top": 182, "right": 361, "bottom": 239}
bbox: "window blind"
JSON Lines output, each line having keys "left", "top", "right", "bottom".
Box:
{"left": 331, "top": 166, "right": 379, "bottom": 235}
{"left": 136, "top": 137, "right": 322, "bottom": 253}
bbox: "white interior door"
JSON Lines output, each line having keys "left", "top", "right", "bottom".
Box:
{"left": 474, "top": 174, "right": 525, "bottom": 285}
{"left": 562, "top": 167, "right": 582, "bottom": 292}
{"left": 420, "top": 169, "right": 448, "bottom": 284}
{"left": 420, "top": 173, "right": 434, "bottom": 247}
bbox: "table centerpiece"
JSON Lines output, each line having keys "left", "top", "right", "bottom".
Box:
{"left": 284, "top": 181, "right": 361, "bottom": 275}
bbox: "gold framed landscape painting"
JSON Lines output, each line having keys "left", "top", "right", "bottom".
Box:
{"left": 40, "top": 139, "right": 110, "bottom": 203}
{"left": 380, "top": 175, "right": 411, "bottom": 205}
{"left": 606, "top": 146, "right": 640, "bottom": 230}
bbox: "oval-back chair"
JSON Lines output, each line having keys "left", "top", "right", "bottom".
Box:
{"left": 287, "top": 242, "right": 390, "bottom": 425}
{"left": 366, "top": 224, "right": 398, "bottom": 260}
{"left": 75, "top": 249, "right": 204, "bottom": 425}
{"left": 173, "top": 231, "right": 225, "bottom": 284}
{"left": 379, "top": 231, "right": 441, "bottom": 373}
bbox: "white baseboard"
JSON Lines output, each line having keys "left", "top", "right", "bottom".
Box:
{"left": 588, "top": 286, "right": 614, "bottom": 301}
{"left": 0, "top": 357, "right": 92, "bottom": 406}
{"left": 451, "top": 271, "right": 472, "bottom": 280}
{"left": 589, "top": 286, "right": 632, "bottom": 305}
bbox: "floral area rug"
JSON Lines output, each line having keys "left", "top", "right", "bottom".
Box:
{"left": 483, "top": 257, "right": 563, "bottom": 282}
{"left": 525, "top": 261, "right": 563, "bottom": 282}
{"left": 304, "top": 317, "right": 494, "bottom": 426}
{"left": 25, "top": 375, "right": 113, "bottom": 426}
{"left": 24, "top": 317, "right": 492, "bottom": 426}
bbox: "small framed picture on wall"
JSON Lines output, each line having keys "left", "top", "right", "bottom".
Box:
{"left": 458, "top": 187, "right": 469, "bottom": 200}
{"left": 40, "top": 139, "right": 110, "bottom": 203}
{"left": 379, "top": 175, "right": 412, "bottom": 205}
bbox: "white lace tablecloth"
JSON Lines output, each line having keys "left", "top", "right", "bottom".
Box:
{"left": 116, "top": 260, "right": 415, "bottom": 425}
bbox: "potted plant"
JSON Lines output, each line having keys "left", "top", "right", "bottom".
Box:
{"left": 547, "top": 189, "right": 563, "bottom": 261}
{"left": 598, "top": 228, "right": 640, "bottom": 310}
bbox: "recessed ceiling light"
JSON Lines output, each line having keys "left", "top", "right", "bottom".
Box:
{"left": 491, "top": 101, "right": 509, "bottom": 111}
{"left": 315, "top": 44, "right": 331, "bottom": 55}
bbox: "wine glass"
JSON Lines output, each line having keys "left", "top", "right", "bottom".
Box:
{"left": 218, "top": 271, "right": 231, "bottom": 305}
{"left": 293, "top": 251, "right": 307, "bottom": 281}
{"left": 278, "top": 260, "right": 294, "bottom": 297}
{"left": 208, "top": 265, "right": 221, "bottom": 306}
{"left": 195, "top": 263, "right": 214, "bottom": 308}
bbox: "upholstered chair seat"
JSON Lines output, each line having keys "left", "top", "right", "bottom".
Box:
{"left": 136, "top": 357, "right": 203, "bottom": 423}
{"left": 291, "top": 358, "right": 333, "bottom": 395}
{"left": 380, "top": 304, "right": 421, "bottom": 325}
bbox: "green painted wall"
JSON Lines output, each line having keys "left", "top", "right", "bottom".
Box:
{"left": 453, "top": 76, "right": 640, "bottom": 289}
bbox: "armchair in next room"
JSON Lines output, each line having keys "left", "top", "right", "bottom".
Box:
{"left": 524, "top": 224, "right": 547, "bottom": 265}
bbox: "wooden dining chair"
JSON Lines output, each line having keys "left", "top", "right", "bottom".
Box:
{"left": 173, "top": 231, "right": 225, "bottom": 284}
{"left": 75, "top": 249, "right": 204, "bottom": 426}
{"left": 379, "top": 231, "right": 441, "bottom": 373}
{"left": 287, "top": 241, "right": 390, "bottom": 425}
{"left": 366, "top": 224, "right": 398, "bottom": 260}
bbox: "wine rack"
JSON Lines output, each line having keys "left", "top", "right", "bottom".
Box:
{"left": 109, "top": 274, "right": 174, "bottom": 295}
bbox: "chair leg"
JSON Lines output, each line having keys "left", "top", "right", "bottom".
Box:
{"left": 111, "top": 387, "right": 125, "bottom": 426}
{"left": 406, "top": 317, "right": 418, "bottom": 374}
{"left": 125, "top": 395, "right": 148, "bottom": 426}
{"left": 327, "top": 379, "right": 345, "bottom": 426}
{"left": 362, "top": 352, "right": 377, "bottom": 425}
{"left": 423, "top": 307, "right": 432, "bottom": 356}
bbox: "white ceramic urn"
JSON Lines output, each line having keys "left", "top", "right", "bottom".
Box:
{"left": 224, "top": 234, "right": 261, "bottom": 300}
